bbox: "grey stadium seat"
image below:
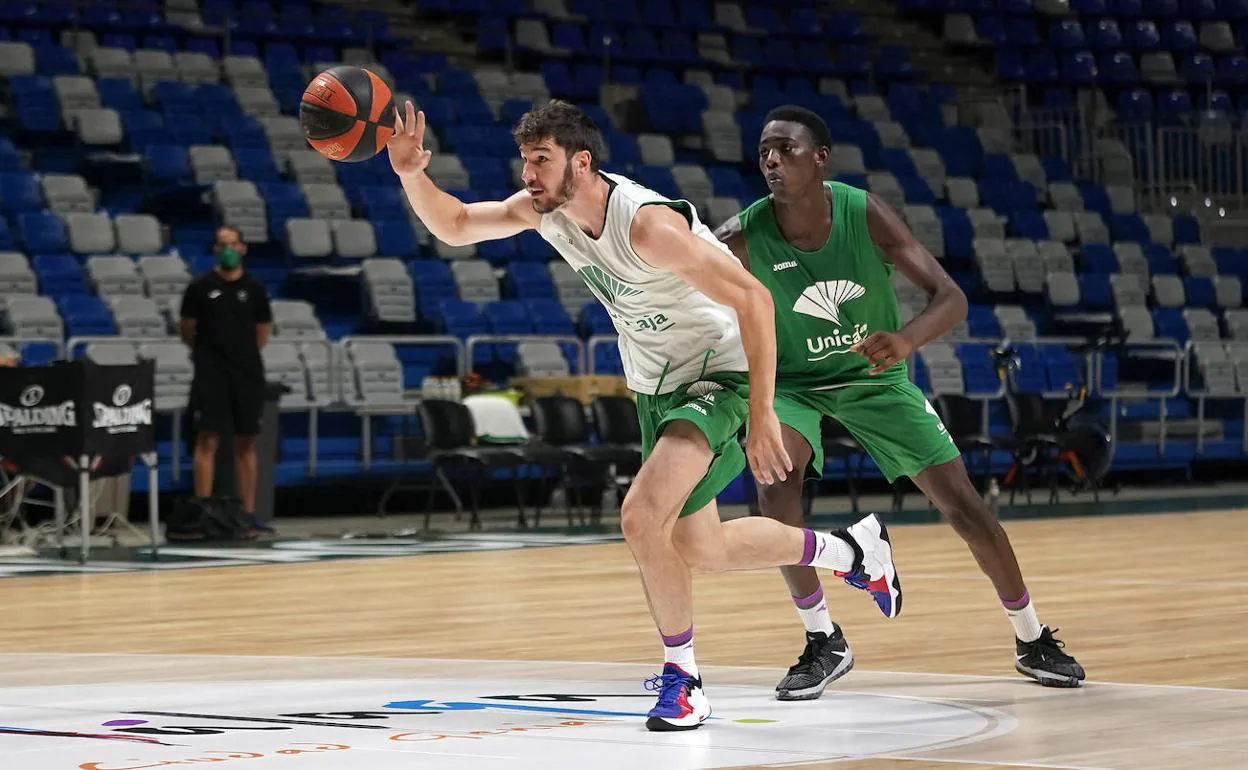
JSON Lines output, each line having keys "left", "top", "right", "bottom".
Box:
{"left": 55, "top": 75, "right": 103, "bottom": 114}
{"left": 301, "top": 183, "right": 351, "bottom": 220}
{"left": 331, "top": 219, "right": 377, "bottom": 259}
{"left": 451, "top": 260, "right": 501, "bottom": 304}
{"left": 301, "top": 343, "right": 335, "bottom": 404}
{"left": 191, "top": 145, "right": 238, "bottom": 183}
{"left": 1046, "top": 272, "right": 1080, "bottom": 306}
{"left": 138, "top": 341, "right": 194, "bottom": 410}
{"left": 348, "top": 342, "right": 407, "bottom": 407}
{"left": 286, "top": 219, "right": 333, "bottom": 259}
{"left": 362, "top": 258, "right": 416, "bottom": 323}
{"left": 41, "top": 174, "right": 93, "bottom": 214}
{"left": 87, "top": 255, "right": 144, "bottom": 296}
{"left": 262, "top": 342, "right": 313, "bottom": 407}
{"left": 107, "top": 296, "right": 167, "bottom": 337}
{"left": 4, "top": 295, "right": 64, "bottom": 339}
{"left": 114, "top": 213, "right": 164, "bottom": 254}
{"left": 518, "top": 341, "right": 571, "bottom": 377}
{"left": 72, "top": 108, "right": 124, "bottom": 146}
{"left": 0, "top": 42, "right": 36, "bottom": 77}
{"left": 0, "top": 252, "right": 38, "bottom": 295}
{"left": 65, "top": 213, "right": 117, "bottom": 254}
{"left": 86, "top": 341, "right": 138, "bottom": 365}
{"left": 271, "top": 299, "right": 325, "bottom": 339}
{"left": 1215, "top": 276, "right": 1242, "bottom": 309}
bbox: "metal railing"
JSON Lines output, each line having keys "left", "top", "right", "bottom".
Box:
{"left": 1182, "top": 341, "right": 1248, "bottom": 454}
{"left": 1097, "top": 340, "right": 1185, "bottom": 454}
{"left": 586, "top": 334, "right": 619, "bottom": 375}
{"left": 1016, "top": 99, "right": 1248, "bottom": 217}
{"left": 339, "top": 335, "right": 464, "bottom": 470}
{"left": 465, "top": 334, "right": 586, "bottom": 377}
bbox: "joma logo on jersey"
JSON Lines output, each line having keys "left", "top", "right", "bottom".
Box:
{"left": 792, "top": 280, "right": 870, "bottom": 362}
{"left": 773, "top": 260, "right": 798, "bottom": 272}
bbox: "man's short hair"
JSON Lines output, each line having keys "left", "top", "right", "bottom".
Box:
{"left": 512, "top": 99, "right": 606, "bottom": 172}
{"left": 763, "top": 105, "right": 832, "bottom": 150}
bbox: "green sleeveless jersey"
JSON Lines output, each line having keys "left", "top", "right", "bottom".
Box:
{"left": 739, "top": 181, "right": 907, "bottom": 390}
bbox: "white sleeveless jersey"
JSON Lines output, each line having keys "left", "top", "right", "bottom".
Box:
{"left": 537, "top": 172, "right": 748, "bottom": 395}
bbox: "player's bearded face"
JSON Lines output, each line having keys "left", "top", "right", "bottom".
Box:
{"left": 521, "top": 142, "right": 578, "bottom": 214}
{"left": 532, "top": 160, "right": 576, "bottom": 214}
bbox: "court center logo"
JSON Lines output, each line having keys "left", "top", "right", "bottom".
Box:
{"left": 0, "top": 673, "right": 1011, "bottom": 769}
{"left": 794, "top": 280, "right": 870, "bottom": 362}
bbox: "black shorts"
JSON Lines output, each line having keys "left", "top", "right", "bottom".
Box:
{"left": 191, "top": 368, "right": 264, "bottom": 437}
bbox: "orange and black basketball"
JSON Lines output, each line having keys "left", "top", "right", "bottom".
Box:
{"left": 299, "top": 66, "right": 396, "bottom": 163}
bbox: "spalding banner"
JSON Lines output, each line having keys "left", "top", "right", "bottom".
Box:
{"left": 0, "top": 359, "right": 155, "bottom": 486}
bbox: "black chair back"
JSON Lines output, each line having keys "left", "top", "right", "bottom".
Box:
{"left": 593, "top": 395, "right": 642, "bottom": 445}
{"left": 936, "top": 394, "right": 986, "bottom": 438}
{"left": 531, "top": 395, "right": 589, "bottom": 446}
{"left": 418, "top": 399, "right": 476, "bottom": 450}
{"left": 1006, "top": 393, "right": 1057, "bottom": 438}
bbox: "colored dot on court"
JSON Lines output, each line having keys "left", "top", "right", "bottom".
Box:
{"left": 102, "top": 720, "right": 147, "bottom": 727}
{"left": 733, "top": 718, "right": 777, "bottom": 724}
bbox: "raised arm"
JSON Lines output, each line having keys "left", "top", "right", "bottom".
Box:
{"left": 631, "top": 204, "right": 791, "bottom": 484}
{"left": 852, "top": 192, "right": 968, "bottom": 374}
{"left": 388, "top": 101, "right": 539, "bottom": 246}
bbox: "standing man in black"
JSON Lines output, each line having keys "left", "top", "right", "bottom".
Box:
{"left": 179, "top": 226, "right": 274, "bottom": 531}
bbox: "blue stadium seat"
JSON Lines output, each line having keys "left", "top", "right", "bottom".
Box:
{"left": 0, "top": 172, "right": 43, "bottom": 213}
{"left": 484, "top": 300, "right": 534, "bottom": 335}
{"left": 19, "top": 212, "right": 68, "bottom": 253}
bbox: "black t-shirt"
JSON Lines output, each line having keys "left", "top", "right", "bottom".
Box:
{"left": 179, "top": 270, "right": 272, "bottom": 379}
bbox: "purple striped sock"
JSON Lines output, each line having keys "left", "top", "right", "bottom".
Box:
{"left": 792, "top": 586, "right": 824, "bottom": 610}
{"left": 1002, "top": 590, "right": 1030, "bottom": 611}
{"left": 798, "top": 529, "right": 816, "bottom": 566}
{"left": 661, "top": 625, "right": 693, "bottom": 648}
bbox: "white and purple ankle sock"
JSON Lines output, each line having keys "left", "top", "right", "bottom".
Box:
{"left": 797, "top": 529, "right": 856, "bottom": 572}
{"left": 792, "top": 585, "right": 837, "bottom": 635}
{"left": 661, "top": 625, "right": 698, "bottom": 678}
{"left": 1003, "top": 590, "right": 1043, "bottom": 643}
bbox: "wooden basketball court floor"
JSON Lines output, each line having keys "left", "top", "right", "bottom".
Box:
{"left": 1, "top": 508, "right": 1245, "bottom": 770}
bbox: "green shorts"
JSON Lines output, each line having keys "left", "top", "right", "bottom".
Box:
{"left": 635, "top": 373, "right": 749, "bottom": 518}
{"left": 774, "top": 379, "right": 961, "bottom": 483}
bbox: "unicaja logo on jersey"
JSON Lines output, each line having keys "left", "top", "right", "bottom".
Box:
{"left": 794, "top": 280, "right": 870, "bottom": 362}
{"left": 578, "top": 265, "right": 642, "bottom": 307}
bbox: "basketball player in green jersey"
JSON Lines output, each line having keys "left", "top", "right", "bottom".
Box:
{"left": 715, "top": 106, "right": 1085, "bottom": 698}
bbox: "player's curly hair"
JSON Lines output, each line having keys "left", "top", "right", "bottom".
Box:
{"left": 764, "top": 105, "right": 833, "bottom": 150}
{"left": 512, "top": 99, "right": 606, "bottom": 172}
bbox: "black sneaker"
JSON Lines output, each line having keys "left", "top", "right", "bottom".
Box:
{"left": 1015, "top": 626, "right": 1086, "bottom": 688}
{"left": 776, "top": 628, "right": 855, "bottom": 701}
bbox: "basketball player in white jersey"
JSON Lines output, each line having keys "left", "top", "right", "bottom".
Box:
{"left": 387, "top": 99, "right": 902, "bottom": 731}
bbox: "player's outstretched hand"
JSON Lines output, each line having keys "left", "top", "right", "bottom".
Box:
{"left": 852, "top": 331, "right": 915, "bottom": 375}
{"left": 387, "top": 100, "right": 433, "bottom": 176}
{"left": 746, "top": 407, "right": 793, "bottom": 486}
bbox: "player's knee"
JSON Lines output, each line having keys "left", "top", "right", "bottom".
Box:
{"left": 756, "top": 475, "right": 806, "bottom": 525}
{"left": 619, "top": 488, "right": 662, "bottom": 546}
{"left": 943, "top": 490, "right": 1000, "bottom": 544}
{"left": 234, "top": 435, "right": 257, "bottom": 454}
{"left": 195, "top": 432, "right": 220, "bottom": 454}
